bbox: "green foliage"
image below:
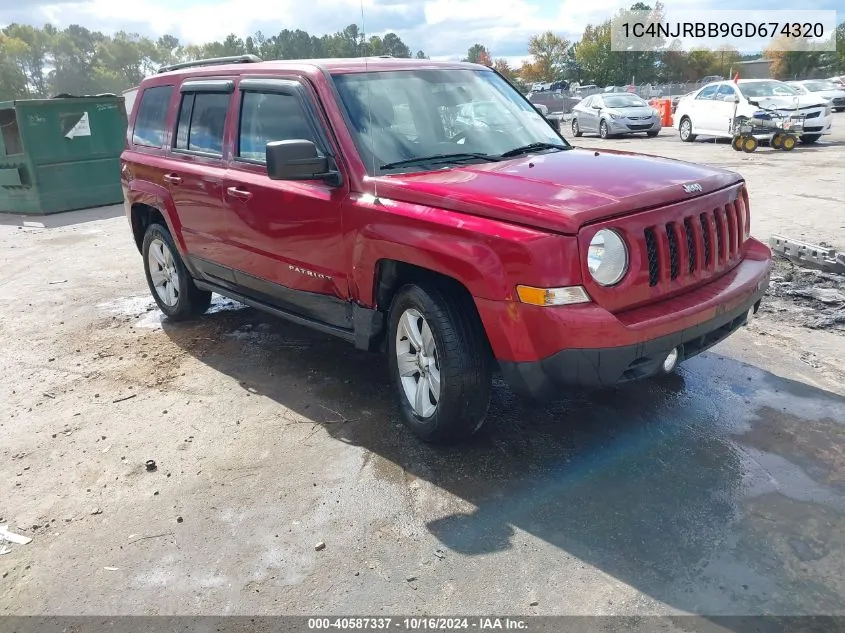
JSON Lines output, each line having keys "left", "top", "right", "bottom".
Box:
{"left": 0, "top": 23, "right": 418, "bottom": 101}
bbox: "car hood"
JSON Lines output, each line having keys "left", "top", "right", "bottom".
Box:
{"left": 371, "top": 148, "right": 741, "bottom": 234}
{"left": 747, "top": 93, "right": 828, "bottom": 110}
{"left": 606, "top": 106, "right": 654, "bottom": 117}
{"left": 814, "top": 89, "right": 845, "bottom": 99}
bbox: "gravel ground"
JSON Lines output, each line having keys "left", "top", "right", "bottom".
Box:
{"left": 1, "top": 119, "right": 844, "bottom": 620}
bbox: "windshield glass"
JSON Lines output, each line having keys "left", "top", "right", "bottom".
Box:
{"left": 803, "top": 81, "right": 838, "bottom": 91}
{"left": 738, "top": 81, "right": 798, "bottom": 98}
{"left": 603, "top": 94, "right": 647, "bottom": 108}
{"left": 332, "top": 69, "right": 567, "bottom": 174}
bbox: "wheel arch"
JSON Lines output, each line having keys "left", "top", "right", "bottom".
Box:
{"left": 370, "top": 259, "right": 493, "bottom": 359}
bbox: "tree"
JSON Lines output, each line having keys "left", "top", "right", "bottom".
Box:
{"left": 493, "top": 58, "right": 518, "bottom": 83}
{"left": 382, "top": 33, "right": 411, "bottom": 58}
{"left": 575, "top": 21, "right": 616, "bottom": 85}
{"left": 464, "top": 44, "right": 492, "bottom": 66}
{"left": 415, "top": 50, "right": 427, "bottom": 59}
{"left": 0, "top": 33, "right": 29, "bottom": 100}
{"left": 527, "top": 31, "right": 569, "bottom": 81}
{"left": 764, "top": 35, "right": 828, "bottom": 80}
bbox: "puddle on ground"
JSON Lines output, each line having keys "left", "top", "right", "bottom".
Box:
{"left": 98, "top": 294, "right": 245, "bottom": 329}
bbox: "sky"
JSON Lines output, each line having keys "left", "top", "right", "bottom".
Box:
{"left": 1, "top": 0, "right": 843, "bottom": 66}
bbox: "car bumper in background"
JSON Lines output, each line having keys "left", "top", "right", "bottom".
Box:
{"left": 608, "top": 119, "right": 661, "bottom": 133}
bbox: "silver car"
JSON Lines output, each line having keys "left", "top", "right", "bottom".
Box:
{"left": 571, "top": 93, "right": 662, "bottom": 139}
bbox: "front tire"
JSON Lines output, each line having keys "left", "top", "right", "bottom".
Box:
{"left": 571, "top": 118, "right": 582, "bottom": 137}
{"left": 599, "top": 120, "right": 610, "bottom": 139}
{"left": 388, "top": 283, "right": 491, "bottom": 443}
{"left": 800, "top": 134, "right": 820, "bottom": 144}
{"left": 646, "top": 130, "right": 659, "bottom": 137}
{"left": 679, "top": 116, "right": 696, "bottom": 142}
{"left": 142, "top": 223, "right": 211, "bottom": 321}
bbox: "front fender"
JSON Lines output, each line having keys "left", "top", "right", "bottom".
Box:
{"left": 346, "top": 195, "right": 582, "bottom": 307}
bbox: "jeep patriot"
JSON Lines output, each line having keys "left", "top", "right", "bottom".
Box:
{"left": 121, "top": 55, "right": 772, "bottom": 443}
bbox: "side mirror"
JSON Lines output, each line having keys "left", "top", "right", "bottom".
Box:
{"left": 593, "top": 104, "right": 602, "bottom": 109}
{"left": 266, "top": 140, "right": 336, "bottom": 184}
{"left": 734, "top": 96, "right": 740, "bottom": 103}
{"left": 748, "top": 99, "right": 759, "bottom": 106}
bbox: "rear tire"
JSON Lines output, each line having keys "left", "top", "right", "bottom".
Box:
{"left": 387, "top": 283, "right": 491, "bottom": 443}
{"left": 142, "top": 223, "right": 211, "bottom": 321}
{"left": 732, "top": 136, "right": 744, "bottom": 151}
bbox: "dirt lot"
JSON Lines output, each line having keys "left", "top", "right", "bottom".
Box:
{"left": 1, "top": 120, "right": 844, "bottom": 620}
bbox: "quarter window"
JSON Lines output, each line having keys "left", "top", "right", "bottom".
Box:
{"left": 237, "top": 91, "right": 317, "bottom": 163}
{"left": 132, "top": 85, "right": 173, "bottom": 147}
{"left": 174, "top": 92, "right": 230, "bottom": 156}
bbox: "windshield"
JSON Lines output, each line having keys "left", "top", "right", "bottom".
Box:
{"left": 738, "top": 81, "right": 799, "bottom": 98}
{"left": 603, "top": 94, "right": 647, "bottom": 108}
{"left": 332, "top": 69, "right": 567, "bottom": 174}
{"left": 803, "top": 81, "right": 838, "bottom": 92}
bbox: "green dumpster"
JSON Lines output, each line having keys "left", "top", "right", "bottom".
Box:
{"left": 0, "top": 95, "right": 127, "bottom": 214}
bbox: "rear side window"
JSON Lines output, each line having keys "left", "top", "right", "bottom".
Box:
{"left": 132, "top": 85, "right": 173, "bottom": 147}
{"left": 174, "top": 92, "right": 230, "bottom": 156}
{"left": 237, "top": 91, "right": 316, "bottom": 162}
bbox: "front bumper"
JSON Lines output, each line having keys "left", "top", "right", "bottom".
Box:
{"left": 608, "top": 118, "right": 661, "bottom": 133}
{"left": 499, "top": 286, "right": 766, "bottom": 399}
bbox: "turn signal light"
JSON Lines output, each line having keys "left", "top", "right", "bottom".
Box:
{"left": 516, "top": 285, "right": 591, "bottom": 306}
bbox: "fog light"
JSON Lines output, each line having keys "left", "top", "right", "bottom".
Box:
{"left": 662, "top": 348, "right": 679, "bottom": 373}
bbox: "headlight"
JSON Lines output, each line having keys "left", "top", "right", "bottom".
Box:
{"left": 652, "top": 108, "right": 660, "bottom": 117}
{"left": 587, "top": 229, "right": 628, "bottom": 286}
{"left": 608, "top": 113, "right": 621, "bottom": 119}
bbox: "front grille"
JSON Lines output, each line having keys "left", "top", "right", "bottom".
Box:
{"left": 627, "top": 123, "right": 652, "bottom": 130}
{"left": 833, "top": 98, "right": 845, "bottom": 106}
{"left": 643, "top": 200, "right": 745, "bottom": 286}
{"left": 644, "top": 228, "right": 659, "bottom": 286}
{"left": 665, "top": 223, "right": 679, "bottom": 279}
{"left": 804, "top": 125, "right": 823, "bottom": 132}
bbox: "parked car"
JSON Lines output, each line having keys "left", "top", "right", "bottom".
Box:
{"left": 571, "top": 92, "right": 661, "bottom": 138}
{"left": 787, "top": 80, "right": 845, "bottom": 112}
{"left": 674, "top": 79, "right": 833, "bottom": 144}
{"left": 122, "top": 56, "right": 772, "bottom": 443}
{"left": 700, "top": 75, "right": 724, "bottom": 85}
{"left": 828, "top": 76, "right": 845, "bottom": 89}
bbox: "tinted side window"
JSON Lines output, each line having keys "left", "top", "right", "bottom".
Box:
{"left": 696, "top": 85, "right": 719, "bottom": 100}
{"left": 174, "top": 92, "right": 229, "bottom": 156}
{"left": 133, "top": 85, "right": 173, "bottom": 147}
{"left": 237, "top": 91, "right": 317, "bottom": 162}
{"left": 716, "top": 85, "right": 736, "bottom": 101}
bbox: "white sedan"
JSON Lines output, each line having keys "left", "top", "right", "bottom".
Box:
{"left": 787, "top": 80, "right": 845, "bottom": 112}
{"left": 674, "top": 79, "right": 833, "bottom": 145}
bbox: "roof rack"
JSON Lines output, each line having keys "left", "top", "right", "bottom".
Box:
{"left": 157, "top": 54, "right": 263, "bottom": 74}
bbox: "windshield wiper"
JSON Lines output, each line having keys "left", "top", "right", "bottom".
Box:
{"left": 499, "top": 142, "right": 569, "bottom": 158}
{"left": 380, "top": 153, "right": 499, "bottom": 170}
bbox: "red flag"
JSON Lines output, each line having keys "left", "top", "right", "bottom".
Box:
{"left": 733, "top": 71, "right": 740, "bottom": 84}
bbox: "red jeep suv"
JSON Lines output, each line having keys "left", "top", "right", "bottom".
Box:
{"left": 121, "top": 55, "right": 772, "bottom": 443}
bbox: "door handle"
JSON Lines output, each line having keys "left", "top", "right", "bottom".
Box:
{"left": 226, "top": 186, "right": 253, "bottom": 201}
{"left": 163, "top": 173, "right": 182, "bottom": 185}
